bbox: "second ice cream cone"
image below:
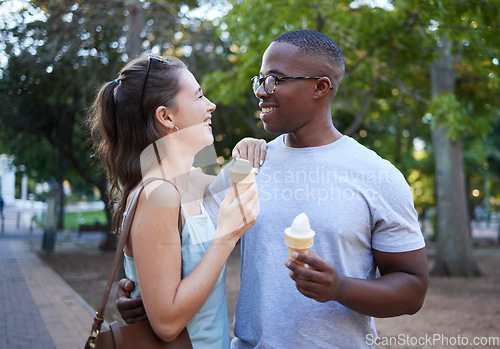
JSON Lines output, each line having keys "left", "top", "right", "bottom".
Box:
{"left": 284, "top": 213, "right": 315, "bottom": 267}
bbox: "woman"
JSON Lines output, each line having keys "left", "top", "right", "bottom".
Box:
{"left": 88, "top": 54, "right": 260, "bottom": 348}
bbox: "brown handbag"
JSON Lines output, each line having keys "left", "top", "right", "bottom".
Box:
{"left": 84, "top": 178, "right": 193, "bottom": 349}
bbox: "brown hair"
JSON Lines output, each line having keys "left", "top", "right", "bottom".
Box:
{"left": 88, "top": 56, "right": 187, "bottom": 232}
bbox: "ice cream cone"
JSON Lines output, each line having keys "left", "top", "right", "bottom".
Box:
{"left": 284, "top": 213, "right": 315, "bottom": 266}
{"left": 230, "top": 159, "right": 256, "bottom": 196}
{"left": 284, "top": 230, "right": 314, "bottom": 266}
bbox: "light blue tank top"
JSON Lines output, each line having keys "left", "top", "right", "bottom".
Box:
{"left": 123, "top": 182, "right": 230, "bottom": 349}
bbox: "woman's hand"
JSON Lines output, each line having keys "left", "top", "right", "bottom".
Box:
{"left": 215, "top": 182, "right": 259, "bottom": 244}
{"left": 232, "top": 138, "right": 267, "bottom": 170}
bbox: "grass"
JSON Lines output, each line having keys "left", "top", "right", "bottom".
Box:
{"left": 63, "top": 210, "right": 108, "bottom": 230}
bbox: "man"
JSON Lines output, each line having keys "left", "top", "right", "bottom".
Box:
{"left": 117, "top": 30, "right": 428, "bottom": 348}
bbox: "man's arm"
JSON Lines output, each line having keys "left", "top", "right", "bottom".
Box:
{"left": 285, "top": 248, "right": 428, "bottom": 317}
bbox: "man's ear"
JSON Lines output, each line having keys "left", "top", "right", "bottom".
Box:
{"left": 313, "top": 77, "right": 335, "bottom": 99}
{"left": 155, "top": 106, "right": 175, "bottom": 132}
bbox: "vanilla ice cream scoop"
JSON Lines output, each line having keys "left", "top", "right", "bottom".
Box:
{"left": 288, "top": 213, "right": 314, "bottom": 238}
{"left": 231, "top": 158, "right": 253, "bottom": 177}
{"left": 284, "top": 213, "right": 315, "bottom": 265}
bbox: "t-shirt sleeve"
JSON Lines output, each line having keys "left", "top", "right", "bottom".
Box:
{"left": 371, "top": 166, "right": 426, "bottom": 253}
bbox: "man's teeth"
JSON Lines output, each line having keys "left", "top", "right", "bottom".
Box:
{"left": 262, "top": 107, "right": 277, "bottom": 114}
{"left": 203, "top": 119, "right": 212, "bottom": 126}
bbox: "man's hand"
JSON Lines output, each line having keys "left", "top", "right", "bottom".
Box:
{"left": 285, "top": 251, "right": 342, "bottom": 303}
{"left": 116, "top": 278, "right": 148, "bottom": 324}
{"left": 286, "top": 248, "right": 428, "bottom": 317}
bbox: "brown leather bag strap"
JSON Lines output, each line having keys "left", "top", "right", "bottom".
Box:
{"left": 92, "top": 177, "right": 181, "bottom": 332}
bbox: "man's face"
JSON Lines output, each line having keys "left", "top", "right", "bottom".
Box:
{"left": 255, "top": 42, "right": 319, "bottom": 135}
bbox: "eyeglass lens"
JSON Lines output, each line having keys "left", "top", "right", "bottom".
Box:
{"left": 252, "top": 75, "right": 277, "bottom": 95}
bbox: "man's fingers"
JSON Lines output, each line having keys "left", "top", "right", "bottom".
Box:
{"left": 118, "top": 278, "right": 135, "bottom": 291}
{"left": 117, "top": 278, "right": 135, "bottom": 299}
{"left": 116, "top": 295, "right": 143, "bottom": 310}
{"left": 291, "top": 251, "right": 325, "bottom": 271}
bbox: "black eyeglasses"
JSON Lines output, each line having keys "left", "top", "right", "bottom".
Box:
{"left": 139, "top": 54, "right": 170, "bottom": 126}
{"left": 251, "top": 74, "right": 333, "bottom": 95}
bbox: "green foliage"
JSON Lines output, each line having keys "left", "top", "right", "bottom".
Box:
{"left": 427, "top": 92, "right": 467, "bottom": 138}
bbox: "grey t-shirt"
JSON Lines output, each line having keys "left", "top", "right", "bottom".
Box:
{"left": 205, "top": 135, "right": 425, "bottom": 348}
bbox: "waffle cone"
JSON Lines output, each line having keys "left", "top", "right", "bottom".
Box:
{"left": 284, "top": 227, "right": 315, "bottom": 266}
{"left": 230, "top": 171, "right": 255, "bottom": 196}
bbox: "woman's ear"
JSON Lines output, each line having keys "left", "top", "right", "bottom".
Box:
{"left": 155, "top": 106, "right": 175, "bottom": 132}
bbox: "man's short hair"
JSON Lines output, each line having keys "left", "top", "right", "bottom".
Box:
{"left": 273, "top": 30, "right": 345, "bottom": 72}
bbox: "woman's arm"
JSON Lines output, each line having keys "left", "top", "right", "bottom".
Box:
{"left": 130, "top": 181, "right": 259, "bottom": 342}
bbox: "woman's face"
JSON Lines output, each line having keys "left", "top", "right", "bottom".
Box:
{"left": 171, "top": 69, "right": 216, "bottom": 149}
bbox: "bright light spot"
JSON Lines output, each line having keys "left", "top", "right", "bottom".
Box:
{"left": 492, "top": 58, "right": 499, "bottom": 65}
{"left": 472, "top": 189, "right": 480, "bottom": 197}
{"left": 413, "top": 138, "right": 426, "bottom": 151}
{"left": 422, "top": 113, "right": 433, "bottom": 124}
{"left": 350, "top": 0, "right": 394, "bottom": 10}
{"left": 186, "top": 1, "right": 232, "bottom": 21}
{"left": 429, "top": 20, "right": 439, "bottom": 32}
{"left": 489, "top": 73, "right": 495, "bottom": 78}
{"left": 63, "top": 12, "right": 73, "bottom": 22}
{"left": 182, "top": 45, "right": 192, "bottom": 56}
{"left": 174, "top": 32, "right": 183, "bottom": 41}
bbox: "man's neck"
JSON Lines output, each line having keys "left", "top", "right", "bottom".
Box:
{"left": 284, "top": 126, "right": 343, "bottom": 148}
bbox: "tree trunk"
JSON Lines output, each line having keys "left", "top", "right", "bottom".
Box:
{"left": 56, "top": 154, "right": 67, "bottom": 230}
{"left": 126, "top": 0, "right": 143, "bottom": 59}
{"left": 430, "top": 36, "right": 480, "bottom": 276}
{"left": 430, "top": 127, "right": 479, "bottom": 276}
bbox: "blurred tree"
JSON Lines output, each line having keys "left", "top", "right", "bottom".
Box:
{"left": 0, "top": 0, "right": 214, "bottom": 249}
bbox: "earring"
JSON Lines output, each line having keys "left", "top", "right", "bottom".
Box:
{"left": 168, "top": 126, "right": 180, "bottom": 140}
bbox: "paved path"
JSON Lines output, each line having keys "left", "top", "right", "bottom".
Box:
{"left": 0, "top": 206, "right": 96, "bottom": 349}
